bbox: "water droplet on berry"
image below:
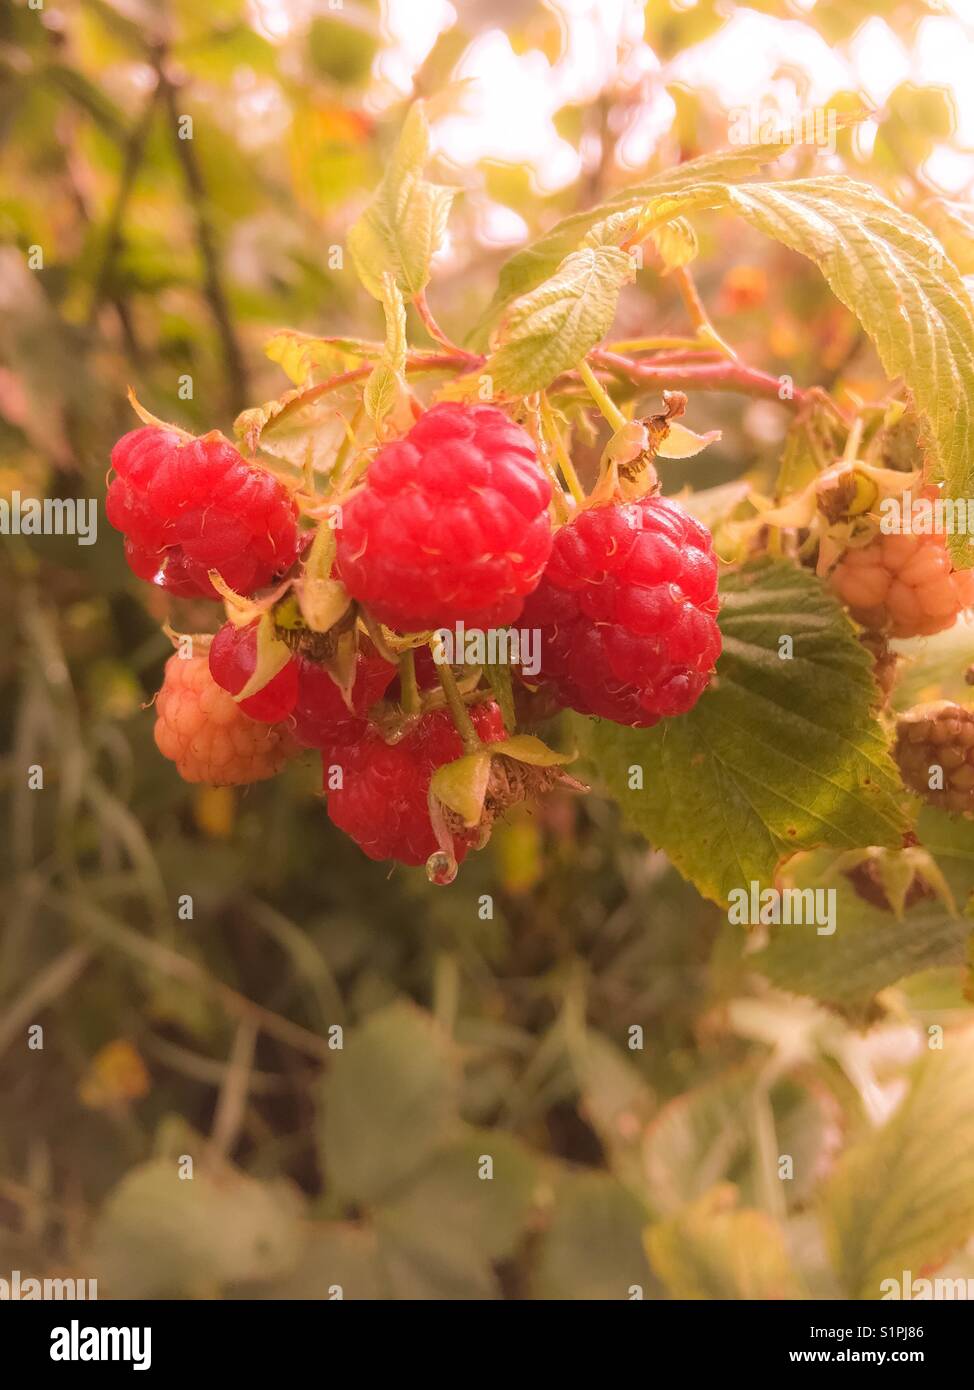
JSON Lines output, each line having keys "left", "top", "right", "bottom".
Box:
{"left": 426, "top": 851, "right": 457, "bottom": 886}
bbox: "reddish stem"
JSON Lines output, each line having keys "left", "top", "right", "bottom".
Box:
{"left": 588, "top": 349, "right": 808, "bottom": 408}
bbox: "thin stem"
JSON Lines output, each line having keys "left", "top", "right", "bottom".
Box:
{"left": 539, "top": 392, "right": 586, "bottom": 505}
{"left": 577, "top": 357, "right": 627, "bottom": 431}
{"left": 431, "top": 635, "right": 481, "bottom": 753}
{"left": 86, "top": 82, "right": 160, "bottom": 329}
{"left": 155, "top": 61, "right": 249, "bottom": 418}
{"left": 842, "top": 417, "right": 865, "bottom": 464}
{"left": 605, "top": 334, "right": 711, "bottom": 354}
{"left": 414, "top": 289, "right": 473, "bottom": 358}
{"left": 523, "top": 410, "right": 569, "bottom": 522}
{"left": 672, "top": 264, "right": 737, "bottom": 361}
{"left": 399, "top": 648, "right": 420, "bottom": 715}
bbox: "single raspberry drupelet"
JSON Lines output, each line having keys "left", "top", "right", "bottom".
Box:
{"left": 334, "top": 403, "right": 552, "bottom": 632}
{"left": 107, "top": 427, "right": 299, "bottom": 600}
{"left": 153, "top": 652, "right": 294, "bottom": 785}
{"left": 208, "top": 621, "right": 299, "bottom": 723}
{"left": 291, "top": 641, "right": 395, "bottom": 749}
{"left": 895, "top": 702, "right": 974, "bottom": 815}
{"left": 829, "top": 492, "right": 974, "bottom": 638}
{"left": 520, "top": 497, "right": 721, "bottom": 727}
{"left": 322, "top": 702, "right": 506, "bottom": 866}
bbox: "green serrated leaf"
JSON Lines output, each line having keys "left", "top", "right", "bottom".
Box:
{"left": 822, "top": 1028, "right": 974, "bottom": 1297}
{"left": 93, "top": 1159, "right": 303, "bottom": 1298}
{"left": 347, "top": 103, "right": 454, "bottom": 302}
{"left": 318, "top": 1003, "right": 458, "bottom": 1205}
{"left": 373, "top": 1130, "right": 537, "bottom": 1299}
{"left": 751, "top": 866, "right": 970, "bottom": 1014}
{"left": 430, "top": 753, "right": 491, "bottom": 827}
{"left": 485, "top": 246, "right": 635, "bottom": 396}
{"left": 363, "top": 362, "right": 402, "bottom": 426}
{"left": 531, "top": 1172, "right": 651, "bottom": 1300}
{"left": 578, "top": 559, "right": 909, "bottom": 906}
{"left": 468, "top": 138, "right": 810, "bottom": 344}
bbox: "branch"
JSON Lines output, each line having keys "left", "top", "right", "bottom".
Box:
{"left": 86, "top": 82, "right": 160, "bottom": 329}
{"left": 155, "top": 59, "right": 250, "bottom": 418}
{"left": 588, "top": 349, "right": 808, "bottom": 408}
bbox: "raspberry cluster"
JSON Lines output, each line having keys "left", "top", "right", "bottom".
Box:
{"left": 895, "top": 702, "right": 974, "bottom": 815}
{"left": 829, "top": 499, "right": 974, "bottom": 639}
{"left": 109, "top": 403, "right": 724, "bottom": 876}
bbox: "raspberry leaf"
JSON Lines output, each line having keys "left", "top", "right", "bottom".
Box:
{"left": 364, "top": 273, "right": 409, "bottom": 429}
{"left": 469, "top": 134, "right": 826, "bottom": 344}
{"left": 821, "top": 1028, "right": 974, "bottom": 1297}
{"left": 578, "top": 559, "right": 910, "bottom": 906}
{"left": 347, "top": 102, "right": 454, "bottom": 302}
{"left": 486, "top": 246, "right": 636, "bottom": 396}
{"left": 264, "top": 330, "right": 378, "bottom": 385}
{"left": 318, "top": 1003, "right": 458, "bottom": 1205}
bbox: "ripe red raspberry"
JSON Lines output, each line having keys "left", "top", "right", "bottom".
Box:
{"left": 322, "top": 702, "right": 506, "bottom": 866}
{"left": 107, "top": 427, "right": 299, "bottom": 599}
{"left": 895, "top": 702, "right": 974, "bottom": 815}
{"left": 520, "top": 497, "right": 721, "bottom": 727}
{"left": 208, "top": 623, "right": 395, "bottom": 744}
{"left": 334, "top": 403, "right": 552, "bottom": 632}
{"left": 153, "top": 652, "right": 293, "bottom": 785}
{"left": 208, "top": 621, "right": 299, "bottom": 723}
{"left": 829, "top": 493, "right": 974, "bottom": 638}
{"left": 291, "top": 641, "right": 395, "bottom": 748}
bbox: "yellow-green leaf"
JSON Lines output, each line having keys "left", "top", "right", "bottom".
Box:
{"left": 347, "top": 103, "right": 454, "bottom": 302}
{"left": 485, "top": 246, "right": 635, "bottom": 396}
{"left": 822, "top": 1028, "right": 974, "bottom": 1297}
{"left": 646, "top": 1186, "right": 804, "bottom": 1300}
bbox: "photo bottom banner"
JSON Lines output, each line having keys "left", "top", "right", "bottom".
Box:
{"left": 1, "top": 1298, "right": 965, "bottom": 1374}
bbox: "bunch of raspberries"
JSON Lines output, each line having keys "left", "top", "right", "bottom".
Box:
{"left": 108, "top": 402, "right": 726, "bottom": 871}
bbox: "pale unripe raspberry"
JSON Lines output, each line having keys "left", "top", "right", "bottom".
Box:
{"left": 829, "top": 509, "right": 974, "bottom": 639}
{"left": 153, "top": 653, "right": 293, "bottom": 786}
{"left": 895, "top": 701, "right": 974, "bottom": 815}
